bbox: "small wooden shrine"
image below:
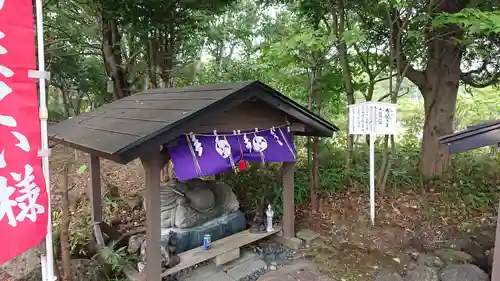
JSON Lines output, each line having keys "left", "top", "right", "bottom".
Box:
{"left": 48, "top": 80, "right": 339, "bottom": 281}
{"left": 440, "top": 119, "right": 500, "bottom": 281}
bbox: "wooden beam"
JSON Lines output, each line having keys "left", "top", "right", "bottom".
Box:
{"left": 141, "top": 152, "right": 162, "bottom": 281}
{"left": 282, "top": 161, "right": 295, "bottom": 237}
{"left": 492, "top": 199, "right": 500, "bottom": 281}
{"left": 88, "top": 155, "right": 104, "bottom": 246}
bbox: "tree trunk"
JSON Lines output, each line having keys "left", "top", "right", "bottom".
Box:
{"left": 307, "top": 72, "right": 317, "bottom": 211}
{"left": 60, "top": 88, "right": 70, "bottom": 118}
{"left": 419, "top": 81, "right": 459, "bottom": 177}
{"left": 60, "top": 164, "right": 72, "bottom": 281}
{"left": 100, "top": 7, "right": 129, "bottom": 100}
{"left": 158, "top": 30, "right": 176, "bottom": 87}
{"left": 332, "top": 0, "right": 355, "bottom": 169}
{"left": 419, "top": 22, "right": 463, "bottom": 178}
{"left": 147, "top": 35, "right": 158, "bottom": 88}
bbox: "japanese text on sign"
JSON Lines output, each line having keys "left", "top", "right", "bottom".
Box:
{"left": 348, "top": 102, "right": 397, "bottom": 135}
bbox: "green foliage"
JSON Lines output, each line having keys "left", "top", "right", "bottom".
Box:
{"left": 224, "top": 137, "right": 500, "bottom": 221}
{"left": 99, "top": 246, "right": 135, "bottom": 272}
{"left": 433, "top": 9, "right": 500, "bottom": 35}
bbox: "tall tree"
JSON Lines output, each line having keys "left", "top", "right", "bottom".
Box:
{"left": 385, "top": 1, "right": 500, "bottom": 177}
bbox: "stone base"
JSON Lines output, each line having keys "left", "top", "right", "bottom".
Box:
{"left": 296, "top": 229, "right": 320, "bottom": 247}
{"left": 178, "top": 250, "right": 266, "bottom": 281}
{"left": 161, "top": 211, "right": 246, "bottom": 254}
{"left": 271, "top": 235, "right": 303, "bottom": 250}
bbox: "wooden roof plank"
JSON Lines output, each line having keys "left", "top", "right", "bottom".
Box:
{"left": 440, "top": 119, "right": 500, "bottom": 154}
{"left": 132, "top": 89, "right": 236, "bottom": 100}
{"left": 136, "top": 81, "right": 252, "bottom": 95}
{"left": 102, "top": 99, "right": 215, "bottom": 111}
{"left": 77, "top": 116, "right": 168, "bottom": 138}
{"left": 52, "top": 124, "right": 140, "bottom": 156}
{"left": 49, "top": 80, "right": 339, "bottom": 163}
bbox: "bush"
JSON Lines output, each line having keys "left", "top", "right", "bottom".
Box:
{"left": 223, "top": 138, "right": 500, "bottom": 219}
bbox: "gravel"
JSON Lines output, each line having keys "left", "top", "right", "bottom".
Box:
{"left": 254, "top": 241, "right": 294, "bottom": 266}
{"left": 165, "top": 241, "right": 295, "bottom": 281}
{"left": 239, "top": 268, "right": 268, "bottom": 281}
{"left": 234, "top": 241, "right": 295, "bottom": 281}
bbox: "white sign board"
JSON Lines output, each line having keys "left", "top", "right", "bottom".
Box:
{"left": 348, "top": 102, "right": 397, "bottom": 135}
{"left": 347, "top": 101, "right": 397, "bottom": 225}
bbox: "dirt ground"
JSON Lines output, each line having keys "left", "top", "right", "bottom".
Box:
{"left": 296, "top": 192, "right": 496, "bottom": 280}
{"left": 48, "top": 144, "right": 497, "bottom": 280}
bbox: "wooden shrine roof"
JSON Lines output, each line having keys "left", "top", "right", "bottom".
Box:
{"left": 49, "top": 80, "right": 339, "bottom": 164}
{"left": 439, "top": 119, "right": 500, "bottom": 154}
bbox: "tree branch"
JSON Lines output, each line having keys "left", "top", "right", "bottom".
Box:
{"left": 390, "top": 8, "right": 426, "bottom": 88}
{"left": 461, "top": 71, "right": 500, "bottom": 88}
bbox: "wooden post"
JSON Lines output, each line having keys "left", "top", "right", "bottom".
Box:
{"left": 88, "top": 155, "right": 105, "bottom": 246}
{"left": 141, "top": 153, "right": 162, "bottom": 281}
{"left": 492, "top": 199, "right": 500, "bottom": 281}
{"left": 282, "top": 161, "right": 295, "bottom": 238}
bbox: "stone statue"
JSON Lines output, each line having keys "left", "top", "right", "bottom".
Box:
{"left": 250, "top": 211, "right": 265, "bottom": 233}
{"left": 139, "top": 232, "right": 180, "bottom": 270}
{"left": 145, "top": 178, "right": 240, "bottom": 229}
{"left": 266, "top": 204, "right": 274, "bottom": 232}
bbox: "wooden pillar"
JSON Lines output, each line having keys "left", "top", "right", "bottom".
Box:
{"left": 141, "top": 153, "right": 162, "bottom": 281}
{"left": 492, "top": 199, "right": 500, "bottom": 281}
{"left": 88, "top": 155, "right": 104, "bottom": 246}
{"left": 282, "top": 161, "right": 295, "bottom": 238}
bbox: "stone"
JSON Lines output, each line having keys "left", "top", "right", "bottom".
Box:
{"left": 439, "top": 264, "right": 489, "bottom": 281}
{"left": 161, "top": 211, "right": 246, "bottom": 254}
{"left": 289, "top": 269, "right": 320, "bottom": 280}
{"left": 215, "top": 248, "right": 241, "bottom": 266}
{"left": 487, "top": 247, "right": 494, "bottom": 271}
{"left": 126, "top": 196, "right": 143, "bottom": 209}
{"left": 437, "top": 238, "right": 470, "bottom": 250}
{"left": 404, "top": 265, "right": 438, "bottom": 281}
{"left": 296, "top": 229, "right": 320, "bottom": 246}
{"left": 460, "top": 239, "right": 487, "bottom": 268}
{"left": 226, "top": 256, "right": 266, "bottom": 280}
{"left": 70, "top": 259, "right": 100, "bottom": 281}
{"left": 472, "top": 229, "right": 496, "bottom": 250}
{"left": 18, "top": 266, "right": 42, "bottom": 281}
{"left": 0, "top": 248, "right": 41, "bottom": 278}
{"left": 417, "top": 253, "right": 444, "bottom": 268}
{"left": 271, "top": 235, "right": 303, "bottom": 250}
{"left": 128, "top": 234, "right": 146, "bottom": 254}
{"left": 146, "top": 179, "right": 240, "bottom": 229}
{"left": 434, "top": 249, "right": 474, "bottom": 264}
{"left": 180, "top": 264, "right": 235, "bottom": 281}
{"left": 374, "top": 272, "right": 404, "bottom": 281}
{"left": 220, "top": 250, "right": 258, "bottom": 272}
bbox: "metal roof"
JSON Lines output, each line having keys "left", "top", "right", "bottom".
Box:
{"left": 439, "top": 120, "right": 500, "bottom": 154}
{"left": 49, "top": 80, "right": 339, "bottom": 163}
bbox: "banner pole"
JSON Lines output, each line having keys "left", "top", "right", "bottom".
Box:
{"left": 34, "top": 0, "right": 56, "bottom": 280}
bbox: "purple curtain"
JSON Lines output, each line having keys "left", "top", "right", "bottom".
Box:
{"left": 168, "top": 126, "right": 296, "bottom": 181}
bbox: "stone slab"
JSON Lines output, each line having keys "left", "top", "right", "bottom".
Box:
{"left": 215, "top": 248, "right": 240, "bottom": 266}
{"left": 271, "top": 235, "right": 303, "bottom": 250}
{"left": 296, "top": 229, "right": 320, "bottom": 245}
{"left": 180, "top": 264, "right": 235, "bottom": 281}
{"left": 227, "top": 256, "right": 267, "bottom": 280}
{"left": 220, "top": 250, "right": 258, "bottom": 272}
{"left": 290, "top": 269, "right": 320, "bottom": 280}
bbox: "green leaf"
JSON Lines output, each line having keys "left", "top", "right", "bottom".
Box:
{"left": 77, "top": 164, "right": 88, "bottom": 175}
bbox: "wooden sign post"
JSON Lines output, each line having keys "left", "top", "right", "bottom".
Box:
{"left": 348, "top": 102, "right": 397, "bottom": 225}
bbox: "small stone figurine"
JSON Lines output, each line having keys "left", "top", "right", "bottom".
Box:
{"left": 265, "top": 204, "right": 274, "bottom": 232}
